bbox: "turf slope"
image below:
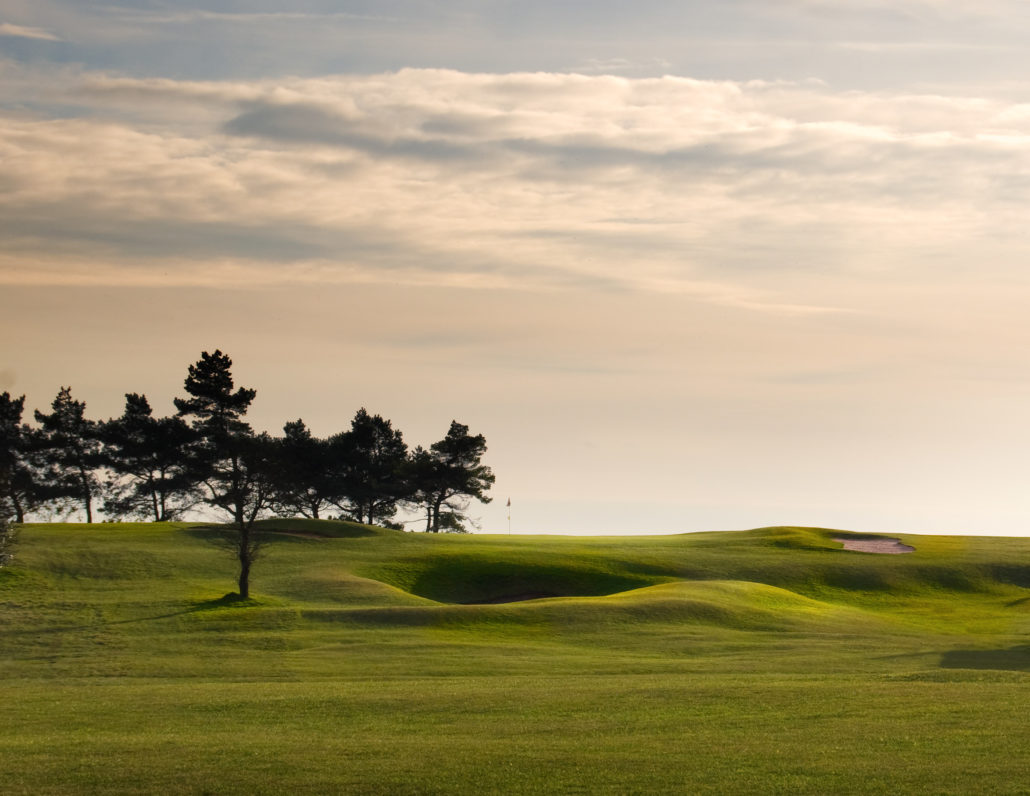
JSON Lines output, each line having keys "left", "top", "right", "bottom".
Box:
{"left": 2, "top": 521, "right": 1030, "bottom": 794}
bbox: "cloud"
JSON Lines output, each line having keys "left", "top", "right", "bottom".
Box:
{"left": 223, "top": 102, "right": 486, "bottom": 163}
{"left": 0, "top": 22, "right": 61, "bottom": 41}
{"left": 7, "top": 0, "right": 1030, "bottom": 93}
{"left": 4, "top": 67, "right": 1030, "bottom": 316}
{"left": 134, "top": 11, "right": 398, "bottom": 25}
{"left": 572, "top": 57, "right": 673, "bottom": 75}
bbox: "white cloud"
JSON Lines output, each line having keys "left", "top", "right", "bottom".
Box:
{"left": 141, "top": 11, "right": 400, "bottom": 25}
{"left": 0, "top": 22, "right": 61, "bottom": 41}
{"left": 4, "top": 67, "right": 1030, "bottom": 316}
{"left": 572, "top": 57, "right": 673, "bottom": 75}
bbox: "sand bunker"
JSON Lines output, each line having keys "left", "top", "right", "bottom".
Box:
{"left": 834, "top": 537, "right": 915, "bottom": 554}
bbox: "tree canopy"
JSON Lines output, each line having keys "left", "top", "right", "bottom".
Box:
{"left": 174, "top": 351, "right": 270, "bottom": 598}
{"left": 407, "top": 421, "right": 495, "bottom": 533}
{"left": 332, "top": 408, "right": 409, "bottom": 527}
{"left": 270, "top": 419, "right": 336, "bottom": 520}
{"left": 102, "top": 393, "right": 200, "bottom": 522}
{"left": 0, "top": 392, "right": 38, "bottom": 523}
{"left": 11, "top": 350, "right": 497, "bottom": 593}
{"left": 34, "top": 387, "right": 104, "bottom": 523}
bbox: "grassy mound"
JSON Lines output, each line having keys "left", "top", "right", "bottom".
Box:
{"left": 253, "top": 517, "right": 391, "bottom": 538}
{"left": 4, "top": 521, "right": 1030, "bottom": 795}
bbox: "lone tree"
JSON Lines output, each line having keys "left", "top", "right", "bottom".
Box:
{"left": 408, "top": 421, "right": 494, "bottom": 533}
{"left": 174, "top": 351, "right": 273, "bottom": 598}
{"left": 0, "top": 392, "right": 40, "bottom": 523}
{"left": 34, "top": 387, "right": 104, "bottom": 523}
{"left": 102, "top": 393, "right": 200, "bottom": 521}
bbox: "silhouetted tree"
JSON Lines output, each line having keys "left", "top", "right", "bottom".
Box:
{"left": 331, "top": 408, "right": 409, "bottom": 527}
{"left": 0, "top": 509, "right": 15, "bottom": 569}
{"left": 34, "top": 387, "right": 104, "bottom": 523}
{"left": 203, "top": 431, "right": 278, "bottom": 597}
{"left": 174, "top": 350, "right": 271, "bottom": 598}
{"left": 270, "top": 419, "right": 336, "bottom": 519}
{"left": 0, "top": 392, "right": 40, "bottom": 523}
{"left": 102, "top": 393, "right": 200, "bottom": 521}
{"left": 407, "top": 421, "right": 494, "bottom": 533}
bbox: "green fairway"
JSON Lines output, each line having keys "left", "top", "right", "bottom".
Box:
{"left": 2, "top": 521, "right": 1030, "bottom": 794}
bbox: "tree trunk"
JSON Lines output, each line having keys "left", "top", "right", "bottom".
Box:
{"left": 231, "top": 454, "right": 245, "bottom": 527}
{"left": 232, "top": 480, "right": 245, "bottom": 526}
{"left": 238, "top": 525, "right": 251, "bottom": 599}
{"left": 77, "top": 462, "right": 93, "bottom": 523}
{"left": 11, "top": 493, "right": 24, "bottom": 524}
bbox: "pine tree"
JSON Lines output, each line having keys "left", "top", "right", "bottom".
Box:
{"left": 330, "top": 408, "right": 409, "bottom": 526}
{"left": 0, "top": 392, "right": 39, "bottom": 523}
{"left": 0, "top": 510, "right": 15, "bottom": 569}
{"left": 269, "top": 419, "right": 335, "bottom": 520}
{"left": 34, "top": 387, "right": 104, "bottom": 523}
{"left": 174, "top": 351, "right": 271, "bottom": 598}
{"left": 407, "top": 421, "right": 494, "bottom": 533}
{"left": 102, "top": 393, "right": 200, "bottom": 521}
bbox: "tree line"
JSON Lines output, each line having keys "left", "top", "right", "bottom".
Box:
{"left": 0, "top": 350, "right": 495, "bottom": 535}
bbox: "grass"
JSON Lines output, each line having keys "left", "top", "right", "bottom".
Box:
{"left": 2, "top": 521, "right": 1030, "bottom": 793}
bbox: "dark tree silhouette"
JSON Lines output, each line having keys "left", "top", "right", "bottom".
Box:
{"left": 269, "top": 419, "right": 336, "bottom": 519}
{"left": 34, "top": 387, "right": 104, "bottom": 523}
{"left": 0, "top": 509, "right": 15, "bottom": 569}
{"left": 331, "top": 408, "right": 409, "bottom": 527}
{"left": 408, "top": 421, "right": 494, "bottom": 533}
{"left": 102, "top": 393, "right": 200, "bottom": 521}
{"left": 0, "top": 392, "right": 39, "bottom": 523}
{"left": 174, "top": 350, "right": 271, "bottom": 598}
{"left": 16, "top": 352, "right": 503, "bottom": 538}
{"left": 203, "top": 431, "right": 278, "bottom": 597}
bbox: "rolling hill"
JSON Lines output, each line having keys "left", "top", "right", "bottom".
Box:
{"left": 2, "top": 521, "right": 1029, "bottom": 794}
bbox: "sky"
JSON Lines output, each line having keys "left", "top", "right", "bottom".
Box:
{"left": 4, "top": 1, "right": 1030, "bottom": 535}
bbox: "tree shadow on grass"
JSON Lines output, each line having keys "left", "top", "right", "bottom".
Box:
{"left": 940, "top": 645, "right": 1030, "bottom": 672}
{"left": 186, "top": 522, "right": 379, "bottom": 543}
{"left": 190, "top": 592, "right": 260, "bottom": 610}
{"left": 5, "top": 593, "right": 262, "bottom": 636}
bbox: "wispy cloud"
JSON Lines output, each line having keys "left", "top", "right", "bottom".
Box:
{"left": 3, "top": 67, "right": 1030, "bottom": 316}
{"left": 0, "top": 22, "right": 61, "bottom": 42}
{"left": 573, "top": 57, "right": 673, "bottom": 75}
{"left": 120, "top": 10, "right": 400, "bottom": 26}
